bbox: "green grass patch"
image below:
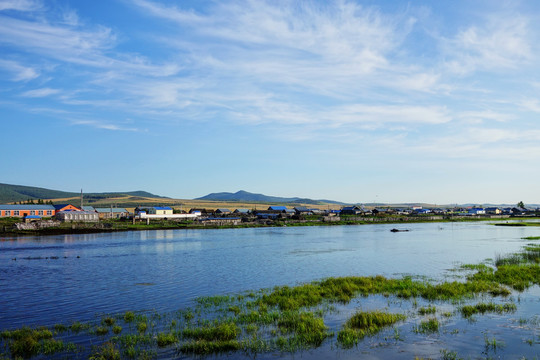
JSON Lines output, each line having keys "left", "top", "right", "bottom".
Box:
{"left": 460, "top": 302, "right": 517, "bottom": 318}
{"left": 337, "top": 310, "right": 405, "bottom": 348}
{"left": 414, "top": 318, "right": 439, "bottom": 334}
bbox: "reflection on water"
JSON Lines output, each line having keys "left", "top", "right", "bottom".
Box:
{"left": 0, "top": 222, "right": 539, "bottom": 334}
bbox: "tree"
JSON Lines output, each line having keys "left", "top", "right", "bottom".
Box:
{"left": 517, "top": 201, "right": 525, "bottom": 209}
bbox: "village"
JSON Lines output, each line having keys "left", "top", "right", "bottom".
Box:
{"left": 0, "top": 202, "right": 538, "bottom": 228}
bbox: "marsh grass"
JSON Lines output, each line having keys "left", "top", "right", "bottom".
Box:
{"left": 414, "top": 318, "right": 440, "bottom": 334}
{"left": 460, "top": 302, "right": 517, "bottom": 318}
{"left": 337, "top": 311, "right": 405, "bottom": 347}
{"left": 418, "top": 305, "right": 436, "bottom": 315}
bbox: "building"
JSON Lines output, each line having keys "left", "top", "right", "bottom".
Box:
{"left": 135, "top": 206, "right": 173, "bottom": 216}
{"left": 268, "top": 206, "right": 287, "bottom": 212}
{"left": 341, "top": 206, "right": 363, "bottom": 215}
{"left": 56, "top": 210, "right": 99, "bottom": 222}
{"left": 54, "top": 204, "right": 81, "bottom": 212}
{"left": 0, "top": 205, "right": 55, "bottom": 218}
{"left": 233, "top": 208, "right": 251, "bottom": 215}
{"left": 215, "top": 208, "right": 232, "bottom": 215}
{"left": 94, "top": 208, "right": 130, "bottom": 219}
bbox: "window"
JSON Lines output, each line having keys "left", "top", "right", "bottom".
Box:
{"left": 38, "top": 211, "right": 43, "bottom": 215}
{"left": 4, "top": 211, "right": 10, "bottom": 216}
{"left": 30, "top": 211, "right": 36, "bottom": 215}
{"left": 46, "top": 211, "right": 52, "bottom": 216}
{"left": 14, "top": 211, "right": 19, "bottom": 216}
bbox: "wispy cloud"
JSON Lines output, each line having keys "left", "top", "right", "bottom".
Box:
{"left": 443, "top": 14, "right": 532, "bottom": 75}
{"left": 0, "top": 58, "right": 38, "bottom": 80}
{"left": 0, "top": 0, "right": 41, "bottom": 11}
{"left": 21, "top": 87, "right": 59, "bottom": 97}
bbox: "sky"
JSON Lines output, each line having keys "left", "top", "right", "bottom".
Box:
{"left": 1, "top": 0, "right": 540, "bottom": 205}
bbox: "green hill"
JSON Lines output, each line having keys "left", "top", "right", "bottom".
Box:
{"left": 0, "top": 183, "right": 166, "bottom": 204}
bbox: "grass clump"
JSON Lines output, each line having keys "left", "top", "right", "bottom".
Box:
{"left": 102, "top": 316, "right": 116, "bottom": 326}
{"left": 123, "top": 311, "right": 135, "bottom": 323}
{"left": 89, "top": 341, "right": 120, "bottom": 360}
{"left": 277, "top": 312, "right": 330, "bottom": 348}
{"left": 414, "top": 318, "right": 439, "bottom": 334}
{"left": 179, "top": 340, "right": 241, "bottom": 355}
{"left": 337, "top": 310, "right": 405, "bottom": 348}
{"left": 418, "top": 305, "right": 436, "bottom": 315}
{"left": 182, "top": 322, "right": 239, "bottom": 342}
{"left": 0, "top": 327, "right": 73, "bottom": 358}
{"left": 156, "top": 332, "right": 177, "bottom": 347}
{"left": 460, "top": 302, "right": 517, "bottom": 318}
{"left": 136, "top": 322, "right": 147, "bottom": 334}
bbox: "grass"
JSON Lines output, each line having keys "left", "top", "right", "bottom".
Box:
{"left": 337, "top": 311, "right": 405, "bottom": 347}
{"left": 414, "top": 318, "right": 440, "bottom": 334}
{"left": 460, "top": 302, "right": 517, "bottom": 318}
{"left": 418, "top": 305, "right": 436, "bottom": 315}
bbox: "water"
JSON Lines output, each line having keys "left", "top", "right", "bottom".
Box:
{"left": 1, "top": 222, "right": 539, "bottom": 358}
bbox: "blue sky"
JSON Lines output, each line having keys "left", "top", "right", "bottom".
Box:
{"left": 1, "top": 0, "right": 540, "bottom": 204}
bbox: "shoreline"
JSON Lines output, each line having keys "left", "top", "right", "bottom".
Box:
{"left": 1, "top": 215, "right": 537, "bottom": 238}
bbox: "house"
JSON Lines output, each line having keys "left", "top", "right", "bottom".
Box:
{"left": 268, "top": 206, "right": 287, "bottom": 212}
{"left": 341, "top": 206, "right": 363, "bottom": 215}
{"left": 256, "top": 212, "right": 279, "bottom": 220}
{"left": 56, "top": 210, "right": 99, "bottom": 222}
{"left": 81, "top": 206, "right": 96, "bottom": 212}
{"left": 414, "top": 209, "right": 431, "bottom": 215}
{"left": 54, "top": 204, "right": 81, "bottom": 212}
{"left": 485, "top": 207, "right": 502, "bottom": 215}
{"left": 233, "top": 209, "right": 251, "bottom": 215}
{"left": 189, "top": 208, "right": 209, "bottom": 215}
{"left": 0, "top": 205, "right": 55, "bottom": 218}
{"left": 94, "top": 208, "right": 130, "bottom": 219}
{"left": 468, "top": 208, "right": 486, "bottom": 215}
{"left": 294, "top": 206, "right": 312, "bottom": 215}
{"left": 135, "top": 206, "right": 173, "bottom": 216}
{"left": 215, "top": 208, "right": 232, "bottom": 215}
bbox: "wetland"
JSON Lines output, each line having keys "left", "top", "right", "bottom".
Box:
{"left": 1, "top": 222, "right": 539, "bottom": 359}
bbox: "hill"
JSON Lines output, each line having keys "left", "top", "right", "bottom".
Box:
{"left": 195, "top": 190, "right": 344, "bottom": 205}
{"left": 0, "top": 183, "right": 166, "bottom": 204}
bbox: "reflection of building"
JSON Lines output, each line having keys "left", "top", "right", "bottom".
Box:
{"left": 0, "top": 205, "right": 55, "bottom": 218}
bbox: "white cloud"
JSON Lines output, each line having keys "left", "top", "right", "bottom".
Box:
{"left": 444, "top": 15, "right": 532, "bottom": 74}
{"left": 0, "top": 0, "right": 41, "bottom": 11}
{"left": 70, "top": 119, "right": 140, "bottom": 132}
{"left": 22, "top": 87, "right": 59, "bottom": 97}
{"left": 0, "top": 58, "right": 38, "bottom": 80}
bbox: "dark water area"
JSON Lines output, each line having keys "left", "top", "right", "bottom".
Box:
{"left": 1, "top": 222, "right": 539, "bottom": 359}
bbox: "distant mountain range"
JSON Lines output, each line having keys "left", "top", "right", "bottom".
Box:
{"left": 195, "top": 190, "right": 345, "bottom": 205}
{"left": 0, "top": 183, "right": 166, "bottom": 204}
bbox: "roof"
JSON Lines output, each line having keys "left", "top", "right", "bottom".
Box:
{"left": 294, "top": 206, "right": 310, "bottom": 212}
{"left": 94, "top": 208, "right": 128, "bottom": 213}
{"left": 81, "top": 206, "right": 95, "bottom": 211}
{"left": 216, "top": 208, "right": 231, "bottom": 212}
{"left": 0, "top": 205, "right": 55, "bottom": 210}
{"left": 53, "top": 204, "right": 75, "bottom": 210}
{"left": 268, "top": 206, "right": 287, "bottom": 211}
{"left": 154, "top": 206, "right": 172, "bottom": 210}
{"left": 234, "top": 208, "right": 250, "bottom": 213}
{"left": 24, "top": 215, "right": 41, "bottom": 219}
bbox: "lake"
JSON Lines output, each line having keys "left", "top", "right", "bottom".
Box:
{"left": 1, "top": 221, "right": 539, "bottom": 359}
